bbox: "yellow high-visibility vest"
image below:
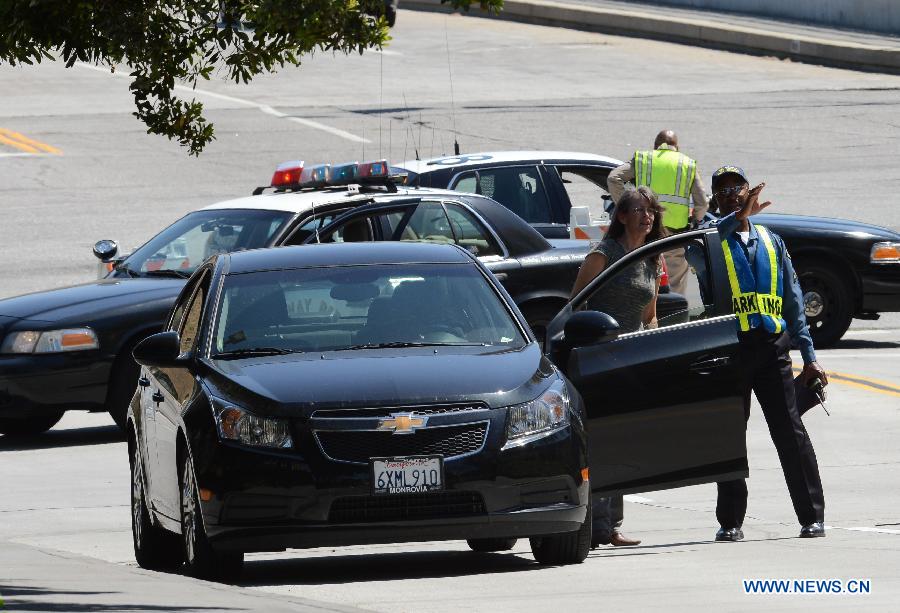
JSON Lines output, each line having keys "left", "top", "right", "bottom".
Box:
{"left": 633, "top": 148, "right": 697, "bottom": 230}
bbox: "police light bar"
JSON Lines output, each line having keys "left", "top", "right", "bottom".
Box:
{"left": 262, "top": 159, "right": 397, "bottom": 194}
{"left": 270, "top": 161, "right": 304, "bottom": 187}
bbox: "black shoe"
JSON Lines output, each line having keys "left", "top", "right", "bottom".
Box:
{"left": 799, "top": 522, "right": 826, "bottom": 538}
{"left": 715, "top": 527, "right": 744, "bottom": 542}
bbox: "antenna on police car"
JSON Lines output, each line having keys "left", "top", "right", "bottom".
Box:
{"left": 445, "top": 18, "right": 460, "bottom": 156}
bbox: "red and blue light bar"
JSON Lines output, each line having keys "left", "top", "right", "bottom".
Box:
{"left": 268, "top": 159, "right": 393, "bottom": 190}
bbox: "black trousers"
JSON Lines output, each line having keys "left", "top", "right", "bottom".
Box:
{"left": 716, "top": 330, "right": 825, "bottom": 528}
{"left": 592, "top": 494, "right": 624, "bottom": 538}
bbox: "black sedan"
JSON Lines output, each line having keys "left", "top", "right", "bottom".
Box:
{"left": 0, "top": 177, "right": 614, "bottom": 436}
{"left": 397, "top": 151, "right": 900, "bottom": 346}
{"left": 128, "top": 241, "right": 748, "bottom": 579}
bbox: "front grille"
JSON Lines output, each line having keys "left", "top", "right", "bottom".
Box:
{"left": 314, "top": 422, "right": 488, "bottom": 464}
{"left": 328, "top": 491, "right": 486, "bottom": 523}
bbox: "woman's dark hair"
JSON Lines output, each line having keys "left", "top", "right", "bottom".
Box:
{"left": 605, "top": 186, "right": 668, "bottom": 244}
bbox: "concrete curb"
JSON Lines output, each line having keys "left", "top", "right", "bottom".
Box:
{"left": 404, "top": 0, "right": 900, "bottom": 73}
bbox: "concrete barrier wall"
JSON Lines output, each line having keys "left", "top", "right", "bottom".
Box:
{"left": 644, "top": 0, "right": 900, "bottom": 35}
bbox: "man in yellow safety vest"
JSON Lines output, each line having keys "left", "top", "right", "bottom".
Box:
{"left": 608, "top": 130, "right": 709, "bottom": 296}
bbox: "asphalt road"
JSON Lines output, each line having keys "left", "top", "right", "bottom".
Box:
{"left": 1, "top": 8, "right": 899, "bottom": 612}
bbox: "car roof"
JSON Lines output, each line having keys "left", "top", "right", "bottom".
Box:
{"left": 396, "top": 151, "right": 623, "bottom": 174}
{"left": 224, "top": 242, "right": 475, "bottom": 274}
{"left": 200, "top": 186, "right": 473, "bottom": 214}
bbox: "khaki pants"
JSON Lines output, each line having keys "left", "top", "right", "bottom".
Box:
{"left": 663, "top": 247, "right": 689, "bottom": 296}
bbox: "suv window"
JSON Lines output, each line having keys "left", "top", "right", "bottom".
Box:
{"left": 451, "top": 166, "right": 551, "bottom": 224}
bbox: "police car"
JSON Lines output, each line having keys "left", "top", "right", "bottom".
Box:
{"left": 0, "top": 160, "right": 617, "bottom": 435}
{"left": 395, "top": 151, "right": 900, "bottom": 347}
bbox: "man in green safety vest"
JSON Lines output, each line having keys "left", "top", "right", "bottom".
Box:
{"left": 608, "top": 130, "right": 710, "bottom": 296}
{"left": 710, "top": 165, "right": 828, "bottom": 543}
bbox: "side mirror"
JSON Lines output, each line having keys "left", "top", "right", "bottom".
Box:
{"left": 93, "top": 240, "right": 119, "bottom": 261}
{"left": 132, "top": 331, "right": 185, "bottom": 368}
{"left": 564, "top": 310, "right": 620, "bottom": 347}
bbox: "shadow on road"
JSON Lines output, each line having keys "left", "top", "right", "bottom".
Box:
{"left": 0, "top": 584, "right": 228, "bottom": 612}
{"left": 833, "top": 338, "right": 900, "bottom": 350}
{"left": 0, "top": 424, "right": 123, "bottom": 452}
{"left": 239, "top": 549, "right": 536, "bottom": 586}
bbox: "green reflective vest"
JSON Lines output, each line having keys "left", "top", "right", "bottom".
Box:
{"left": 633, "top": 148, "right": 697, "bottom": 230}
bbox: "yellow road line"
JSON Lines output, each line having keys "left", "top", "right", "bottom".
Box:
{"left": 792, "top": 368, "right": 900, "bottom": 398}
{"left": 0, "top": 128, "right": 62, "bottom": 154}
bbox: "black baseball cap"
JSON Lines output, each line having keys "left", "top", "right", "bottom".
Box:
{"left": 711, "top": 165, "right": 748, "bottom": 188}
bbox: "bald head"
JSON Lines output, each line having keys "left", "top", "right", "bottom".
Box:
{"left": 654, "top": 130, "right": 678, "bottom": 150}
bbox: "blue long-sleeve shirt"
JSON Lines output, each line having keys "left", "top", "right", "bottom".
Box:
{"left": 717, "top": 212, "right": 817, "bottom": 364}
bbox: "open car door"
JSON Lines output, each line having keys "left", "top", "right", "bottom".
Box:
{"left": 546, "top": 229, "right": 748, "bottom": 497}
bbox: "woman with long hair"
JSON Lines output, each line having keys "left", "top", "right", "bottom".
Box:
{"left": 569, "top": 185, "right": 668, "bottom": 548}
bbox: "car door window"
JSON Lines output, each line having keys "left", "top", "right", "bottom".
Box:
{"left": 582, "top": 235, "right": 715, "bottom": 332}
{"left": 557, "top": 167, "right": 613, "bottom": 221}
{"left": 451, "top": 166, "right": 551, "bottom": 224}
{"left": 444, "top": 203, "right": 501, "bottom": 257}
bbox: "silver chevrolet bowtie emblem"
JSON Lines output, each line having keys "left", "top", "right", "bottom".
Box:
{"left": 377, "top": 412, "right": 427, "bottom": 435}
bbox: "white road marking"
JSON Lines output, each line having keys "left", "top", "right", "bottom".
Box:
{"left": 0, "top": 152, "right": 51, "bottom": 158}
{"left": 75, "top": 62, "right": 371, "bottom": 143}
{"left": 624, "top": 495, "right": 654, "bottom": 503}
{"left": 827, "top": 525, "right": 900, "bottom": 535}
{"left": 843, "top": 329, "right": 898, "bottom": 336}
{"left": 816, "top": 353, "right": 900, "bottom": 358}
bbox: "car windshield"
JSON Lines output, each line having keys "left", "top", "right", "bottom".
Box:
{"left": 115, "top": 209, "right": 293, "bottom": 278}
{"left": 211, "top": 263, "right": 525, "bottom": 356}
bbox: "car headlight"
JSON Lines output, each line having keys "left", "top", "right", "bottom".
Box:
{"left": 212, "top": 400, "right": 293, "bottom": 449}
{"left": 871, "top": 242, "right": 900, "bottom": 264}
{"left": 0, "top": 328, "right": 99, "bottom": 354}
{"left": 505, "top": 378, "right": 570, "bottom": 447}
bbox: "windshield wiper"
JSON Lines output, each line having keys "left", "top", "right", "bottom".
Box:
{"left": 215, "top": 347, "right": 303, "bottom": 359}
{"left": 141, "top": 269, "right": 192, "bottom": 279}
{"left": 343, "top": 341, "right": 485, "bottom": 350}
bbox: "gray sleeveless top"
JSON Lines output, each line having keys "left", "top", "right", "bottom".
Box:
{"left": 586, "top": 238, "right": 661, "bottom": 333}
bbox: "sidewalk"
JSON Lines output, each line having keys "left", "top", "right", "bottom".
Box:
{"left": 405, "top": 0, "right": 900, "bottom": 73}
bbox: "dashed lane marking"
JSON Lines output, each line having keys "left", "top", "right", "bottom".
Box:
{"left": 76, "top": 62, "right": 371, "bottom": 144}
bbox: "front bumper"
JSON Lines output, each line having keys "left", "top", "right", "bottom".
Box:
{"left": 861, "top": 265, "right": 900, "bottom": 312}
{"left": 0, "top": 352, "right": 112, "bottom": 416}
{"left": 188, "top": 407, "right": 589, "bottom": 554}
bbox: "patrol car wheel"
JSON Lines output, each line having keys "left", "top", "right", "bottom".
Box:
{"left": 797, "top": 263, "right": 853, "bottom": 349}
{"left": 0, "top": 411, "right": 64, "bottom": 436}
{"left": 106, "top": 339, "right": 142, "bottom": 431}
{"left": 466, "top": 538, "right": 517, "bottom": 552}
{"left": 522, "top": 302, "right": 564, "bottom": 351}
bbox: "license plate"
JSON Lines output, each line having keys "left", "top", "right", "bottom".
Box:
{"left": 371, "top": 456, "right": 443, "bottom": 495}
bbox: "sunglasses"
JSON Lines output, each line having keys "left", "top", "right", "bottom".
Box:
{"left": 715, "top": 185, "right": 746, "bottom": 198}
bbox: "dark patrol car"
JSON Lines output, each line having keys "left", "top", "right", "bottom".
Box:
{"left": 128, "top": 239, "right": 748, "bottom": 579}
{"left": 0, "top": 161, "right": 613, "bottom": 436}
{"left": 397, "top": 151, "right": 900, "bottom": 347}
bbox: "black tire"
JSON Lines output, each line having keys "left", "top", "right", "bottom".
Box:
{"left": 529, "top": 496, "right": 591, "bottom": 565}
{"left": 384, "top": 2, "right": 397, "bottom": 27}
{"left": 181, "top": 454, "right": 243, "bottom": 581}
{"left": 796, "top": 262, "right": 853, "bottom": 348}
{"left": 131, "top": 444, "right": 183, "bottom": 570}
{"left": 466, "top": 538, "right": 517, "bottom": 552}
{"left": 0, "top": 411, "right": 64, "bottom": 436}
{"left": 521, "top": 302, "right": 564, "bottom": 351}
{"left": 107, "top": 340, "right": 143, "bottom": 430}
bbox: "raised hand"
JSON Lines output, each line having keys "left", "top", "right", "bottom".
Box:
{"left": 736, "top": 182, "right": 772, "bottom": 220}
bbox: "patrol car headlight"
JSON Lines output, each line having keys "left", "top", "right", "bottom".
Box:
{"left": 505, "top": 379, "right": 570, "bottom": 446}
{"left": 211, "top": 399, "right": 292, "bottom": 449}
{"left": 0, "top": 328, "right": 99, "bottom": 354}
{"left": 870, "top": 242, "right": 900, "bottom": 264}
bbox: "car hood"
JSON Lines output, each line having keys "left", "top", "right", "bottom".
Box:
{"left": 755, "top": 214, "right": 900, "bottom": 240}
{"left": 206, "top": 343, "right": 556, "bottom": 416}
{"left": 0, "top": 278, "right": 185, "bottom": 324}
